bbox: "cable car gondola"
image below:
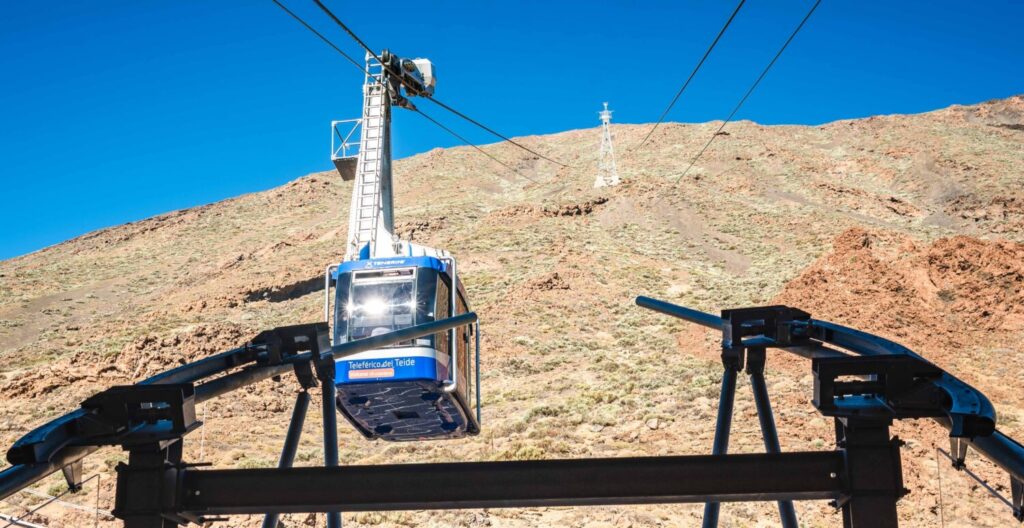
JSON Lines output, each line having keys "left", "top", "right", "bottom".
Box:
{"left": 323, "top": 49, "right": 480, "bottom": 441}
{"left": 326, "top": 254, "right": 480, "bottom": 440}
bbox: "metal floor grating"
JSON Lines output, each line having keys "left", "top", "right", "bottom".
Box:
{"left": 337, "top": 380, "right": 471, "bottom": 441}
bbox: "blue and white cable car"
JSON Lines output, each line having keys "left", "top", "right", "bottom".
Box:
{"left": 324, "top": 49, "right": 480, "bottom": 440}
{"left": 325, "top": 255, "right": 480, "bottom": 441}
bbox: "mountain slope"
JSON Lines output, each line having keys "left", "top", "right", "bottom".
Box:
{"left": 1, "top": 96, "right": 1023, "bottom": 527}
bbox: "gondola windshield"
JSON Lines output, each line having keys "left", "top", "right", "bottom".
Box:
{"left": 348, "top": 279, "right": 415, "bottom": 342}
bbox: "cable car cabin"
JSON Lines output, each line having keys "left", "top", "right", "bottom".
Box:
{"left": 326, "top": 256, "right": 480, "bottom": 441}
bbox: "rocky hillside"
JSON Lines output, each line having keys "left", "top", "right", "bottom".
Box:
{"left": 1, "top": 96, "right": 1022, "bottom": 527}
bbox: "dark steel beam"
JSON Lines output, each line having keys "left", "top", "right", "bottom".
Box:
{"left": 176, "top": 452, "right": 844, "bottom": 516}
{"left": 321, "top": 381, "right": 341, "bottom": 528}
{"left": 195, "top": 364, "right": 294, "bottom": 404}
{"left": 262, "top": 390, "right": 311, "bottom": 528}
{"left": 636, "top": 296, "right": 721, "bottom": 329}
{"left": 143, "top": 346, "right": 253, "bottom": 385}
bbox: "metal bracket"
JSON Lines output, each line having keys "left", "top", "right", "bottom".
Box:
{"left": 720, "top": 305, "right": 812, "bottom": 349}
{"left": 745, "top": 346, "right": 766, "bottom": 376}
{"left": 249, "top": 323, "right": 330, "bottom": 389}
{"left": 77, "top": 384, "right": 200, "bottom": 448}
{"left": 950, "top": 437, "right": 969, "bottom": 470}
{"left": 718, "top": 306, "right": 810, "bottom": 371}
{"left": 61, "top": 459, "right": 83, "bottom": 492}
{"left": 314, "top": 352, "right": 336, "bottom": 385}
{"left": 812, "top": 355, "right": 945, "bottom": 421}
{"left": 720, "top": 345, "right": 745, "bottom": 373}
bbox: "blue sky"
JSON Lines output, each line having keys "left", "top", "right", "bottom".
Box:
{"left": 1, "top": 1, "right": 1022, "bottom": 260}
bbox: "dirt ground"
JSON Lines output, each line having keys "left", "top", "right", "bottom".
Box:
{"left": 0, "top": 96, "right": 1022, "bottom": 527}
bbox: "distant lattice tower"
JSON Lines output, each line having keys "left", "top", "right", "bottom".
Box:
{"left": 595, "top": 102, "right": 620, "bottom": 188}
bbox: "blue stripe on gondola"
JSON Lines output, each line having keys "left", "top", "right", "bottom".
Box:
{"left": 335, "top": 355, "right": 447, "bottom": 384}
{"left": 331, "top": 256, "right": 447, "bottom": 279}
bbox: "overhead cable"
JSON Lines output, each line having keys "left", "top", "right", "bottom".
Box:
{"left": 271, "top": 0, "right": 370, "bottom": 76}
{"left": 311, "top": 0, "right": 571, "bottom": 168}
{"left": 636, "top": 0, "right": 747, "bottom": 150}
{"left": 413, "top": 108, "right": 541, "bottom": 184}
{"left": 672, "top": 0, "right": 821, "bottom": 186}
{"left": 272, "top": 0, "right": 540, "bottom": 183}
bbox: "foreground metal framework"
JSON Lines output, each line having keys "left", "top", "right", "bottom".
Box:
{"left": 1, "top": 299, "right": 1022, "bottom": 527}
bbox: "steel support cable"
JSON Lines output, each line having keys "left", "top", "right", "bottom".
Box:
{"left": 272, "top": 0, "right": 540, "bottom": 184}
{"left": 310, "top": 0, "right": 571, "bottom": 168}
{"left": 934, "top": 447, "right": 947, "bottom": 528}
{"left": 0, "top": 513, "right": 46, "bottom": 528}
{"left": 636, "top": 0, "right": 747, "bottom": 150}
{"left": 1, "top": 474, "right": 99, "bottom": 528}
{"left": 413, "top": 108, "right": 541, "bottom": 184}
{"left": 937, "top": 447, "right": 1021, "bottom": 517}
{"left": 311, "top": 0, "right": 385, "bottom": 66}
{"left": 671, "top": 0, "right": 821, "bottom": 186}
{"left": 271, "top": 0, "right": 371, "bottom": 77}
{"left": 16, "top": 488, "right": 112, "bottom": 519}
{"left": 419, "top": 97, "right": 570, "bottom": 168}
{"left": 272, "top": 0, "right": 555, "bottom": 182}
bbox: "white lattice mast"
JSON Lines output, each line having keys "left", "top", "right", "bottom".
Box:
{"left": 595, "top": 102, "right": 620, "bottom": 188}
{"left": 333, "top": 50, "right": 436, "bottom": 261}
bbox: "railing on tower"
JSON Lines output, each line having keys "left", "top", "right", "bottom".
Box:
{"left": 331, "top": 118, "right": 362, "bottom": 181}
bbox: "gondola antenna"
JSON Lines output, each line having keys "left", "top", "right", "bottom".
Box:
{"left": 594, "top": 102, "right": 620, "bottom": 188}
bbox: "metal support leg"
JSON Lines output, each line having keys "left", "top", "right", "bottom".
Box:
{"left": 702, "top": 366, "right": 738, "bottom": 528}
{"left": 747, "top": 347, "right": 798, "bottom": 528}
{"left": 262, "top": 391, "right": 311, "bottom": 528}
{"left": 836, "top": 418, "right": 903, "bottom": 528}
{"left": 1011, "top": 477, "right": 1023, "bottom": 521}
{"left": 116, "top": 441, "right": 186, "bottom": 528}
{"left": 322, "top": 382, "right": 342, "bottom": 528}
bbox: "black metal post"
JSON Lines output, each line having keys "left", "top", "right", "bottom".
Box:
{"left": 263, "top": 390, "right": 311, "bottom": 528}
{"left": 747, "top": 347, "right": 799, "bottom": 528}
{"left": 322, "top": 381, "right": 342, "bottom": 528}
{"left": 115, "top": 441, "right": 187, "bottom": 528}
{"left": 1012, "top": 477, "right": 1023, "bottom": 521}
{"left": 836, "top": 418, "right": 903, "bottom": 528}
{"left": 702, "top": 366, "right": 738, "bottom": 528}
